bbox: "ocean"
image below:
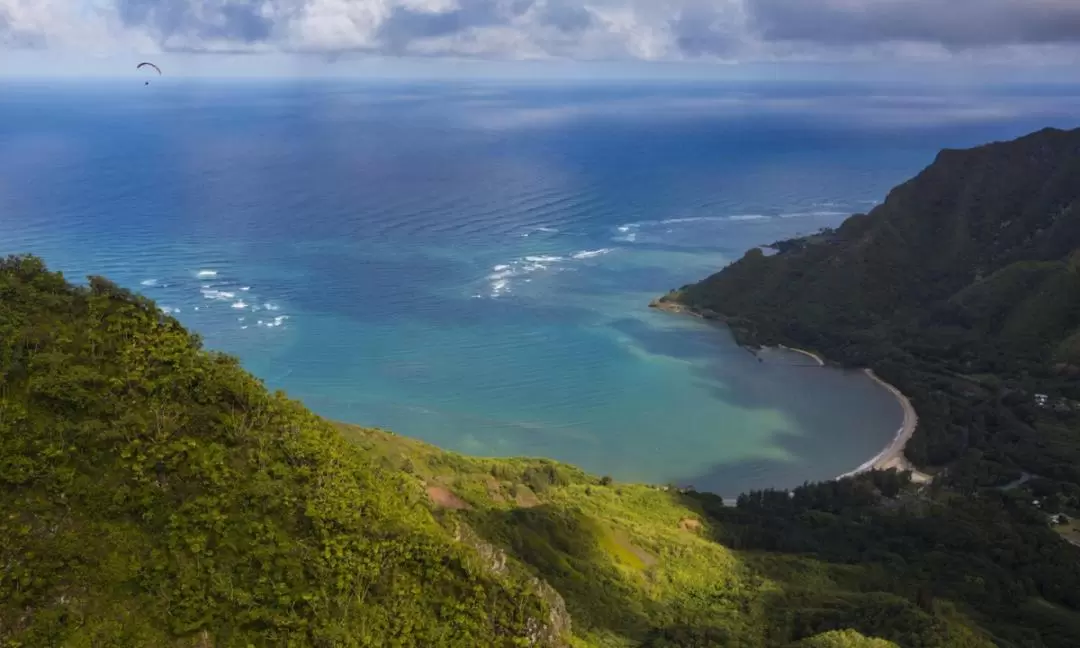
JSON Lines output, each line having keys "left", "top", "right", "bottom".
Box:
{"left": 2, "top": 79, "right": 1078, "bottom": 495}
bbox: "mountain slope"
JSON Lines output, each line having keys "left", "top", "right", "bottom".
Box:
{"left": 0, "top": 257, "right": 1005, "bottom": 647}
{"left": 0, "top": 256, "right": 561, "bottom": 647}
{"left": 666, "top": 127, "right": 1080, "bottom": 480}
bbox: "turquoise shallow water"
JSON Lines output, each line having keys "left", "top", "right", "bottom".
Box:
{"left": 3, "top": 80, "right": 1077, "bottom": 494}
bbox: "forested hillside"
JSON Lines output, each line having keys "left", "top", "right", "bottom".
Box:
{"left": 666, "top": 127, "right": 1080, "bottom": 494}
{"left": 0, "top": 256, "right": 562, "bottom": 647}
{"left": 0, "top": 256, "right": 1039, "bottom": 647}
{"left": 7, "top": 125, "right": 1080, "bottom": 646}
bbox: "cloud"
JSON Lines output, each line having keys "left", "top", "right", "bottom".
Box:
{"left": 747, "top": 0, "right": 1080, "bottom": 49}
{"left": 2, "top": 0, "right": 1080, "bottom": 65}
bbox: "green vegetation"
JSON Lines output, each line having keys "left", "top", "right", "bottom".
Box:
{"left": 342, "top": 425, "right": 995, "bottom": 648}
{"left": 0, "top": 255, "right": 988, "bottom": 647}
{"left": 660, "top": 126, "right": 1080, "bottom": 645}
{"left": 7, "top": 127, "right": 1080, "bottom": 647}
{"left": 0, "top": 256, "right": 559, "bottom": 647}
{"left": 669, "top": 127, "right": 1080, "bottom": 489}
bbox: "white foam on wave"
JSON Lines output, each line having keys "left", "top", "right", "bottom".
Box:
{"left": 263, "top": 303, "right": 281, "bottom": 311}
{"left": 614, "top": 232, "right": 638, "bottom": 243}
{"left": 490, "top": 279, "right": 511, "bottom": 297}
{"left": 201, "top": 288, "right": 236, "bottom": 301}
{"left": 571, "top": 248, "right": 612, "bottom": 260}
{"left": 231, "top": 300, "right": 248, "bottom": 309}
{"left": 492, "top": 264, "right": 511, "bottom": 272}
{"left": 779, "top": 210, "right": 847, "bottom": 219}
{"left": 257, "top": 315, "right": 289, "bottom": 328}
{"left": 140, "top": 279, "right": 158, "bottom": 287}
{"left": 240, "top": 286, "right": 251, "bottom": 292}
{"left": 196, "top": 270, "right": 218, "bottom": 278}
{"left": 729, "top": 214, "right": 770, "bottom": 221}
{"left": 661, "top": 216, "right": 727, "bottom": 225}
{"left": 525, "top": 255, "right": 563, "bottom": 263}
{"left": 161, "top": 306, "right": 179, "bottom": 315}
{"left": 522, "top": 226, "right": 559, "bottom": 237}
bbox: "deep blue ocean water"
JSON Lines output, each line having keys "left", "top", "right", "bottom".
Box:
{"left": 2, "top": 80, "right": 1078, "bottom": 495}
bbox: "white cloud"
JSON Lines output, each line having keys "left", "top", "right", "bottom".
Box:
{"left": 1, "top": 0, "right": 1079, "bottom": 66}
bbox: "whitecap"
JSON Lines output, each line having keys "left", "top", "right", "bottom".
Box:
{"left": 571, "top": 248, "right": 612, "bottom": 260}
{"left": 490, "top": 279, "right": 511, "bottom": 297}
{"left": 492, "top": 264, "right": 511, "bottom": 272}
{"left": 779, "top": 210, "right": 846, "bottom": 219}
{"left": 196, "top": 270, "right": 218, "bottom": 278}
{"left": 238, "top": 317, "right": 246, "bottom": 322}
{"left": 161, "top": 306, "right": 178, "bottom": 315}
{"left": 522, "top": 226, "right": 559, "bottom": 237}
{"left": 240, "top": 286, "right": 251, "bottom": 292}
{"left": 614, "top": 233, "right": 638, "bottom": 243}
{"left": 263, "top": 303, "right": 281, "bottom": 311}
{"left": 140, "top": 279, "right": 158, "bottom": 287}
{"left": 524, "top": 255, "right": 563, "bottom": 263}
{"left": 241, "top": 325, "right": 249, "bottom": 330}
{"left": 231, "top": 300, "right": 248, "bottom": 309}
{"left": 729, "top": 214, "right": 770, "bottom": 221}
{"left": 201, "top": 289, "right": 236, "bottom": 301}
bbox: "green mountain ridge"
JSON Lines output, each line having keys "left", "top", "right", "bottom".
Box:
{"left": 668, "top": 126, "right": 1080, "bottom": 480}
{"left": 5, "top": 126, "right": 1080, "bottom": 647}
{"left": 1, "top": 255, "right": 955, "bottom": 647}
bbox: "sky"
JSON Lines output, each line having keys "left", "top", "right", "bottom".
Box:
{"left": 2, "top": 0, "right": 1080, "bottom": 79}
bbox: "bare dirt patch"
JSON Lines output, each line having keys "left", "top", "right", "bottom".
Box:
{"left": 427, "top": 485, "right": 471, "bottom": 510}
{"left": 678, "top": 518, "right": 702, "bottom": 533}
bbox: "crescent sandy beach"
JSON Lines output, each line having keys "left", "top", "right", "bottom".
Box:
{"left": 650, "top": 299, "right": 930, "bottom": 484}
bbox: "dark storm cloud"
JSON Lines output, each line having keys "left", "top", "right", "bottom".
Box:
{"left": 747, "top": 0, "right": 1080, "bottom": 48}
{"left": 671, "top": 5, "right": 740, "bottom": 57}
{"left": 536, "top": 0, "right": 595, "bottom": 33}
{"left": 115, "top": 0, "right": 280, "bottom": 45}
{"left": 377, "top": 0, "right": 516, "bottom": 53}
{"left": 376, "top": 0, "right": 594, "bottom": 54}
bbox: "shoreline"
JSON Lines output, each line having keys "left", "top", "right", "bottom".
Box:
{"left": 775, "top": 344, "right": 825, "bottom": 366}
{"left": 650, "top": 297, "right": 931, "bottom": 484}
{"left": 839, "top": 369, "right": 931, "bottom": 484}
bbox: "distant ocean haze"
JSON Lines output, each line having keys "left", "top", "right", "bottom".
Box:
{"left": 3, "top": 79, "right": 1078, "bottom": 494}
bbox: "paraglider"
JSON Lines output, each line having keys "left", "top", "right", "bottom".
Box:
{"left": 137, "top": 62, "right": 161, "bottom": 86}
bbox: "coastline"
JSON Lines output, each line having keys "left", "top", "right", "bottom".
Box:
{"left": 650, "top": 297, "right": 931, "bottom": 484}
{"left": 776, "top": 344, "right": 825, "bottom": 366}
{"left": 840, "top": 369, "right": 931, "bottom": 484}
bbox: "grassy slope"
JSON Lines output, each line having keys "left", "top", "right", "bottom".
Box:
{"left": 0, "top": 256, "right": 1025, "bottom": 647}
{"left": 0, "top": 257, "right": 558, "bottom": 647}
{"left": 340, "top": 425, "right": 992, "bottom": 648}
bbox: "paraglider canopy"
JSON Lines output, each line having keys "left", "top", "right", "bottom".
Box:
{"left": 137, "top": 62, "right": 162, "bottom": 75}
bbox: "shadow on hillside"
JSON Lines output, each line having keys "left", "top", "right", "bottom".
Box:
{"left": 464, "top": 504, "right": 658, "bottom": 642}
